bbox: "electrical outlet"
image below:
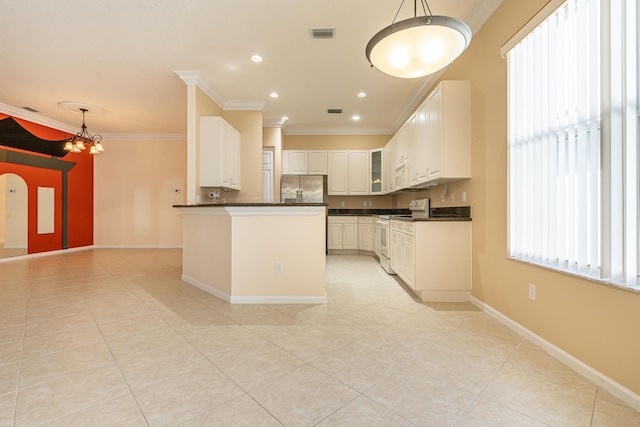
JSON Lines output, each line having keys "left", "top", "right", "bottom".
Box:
{"left": 461, "top": 192, "right": 467, "bottom": 202}
{"left": 363, "top": 201, "right": 367, "bottom": 207}
{"left": 528, "top": 283, "right": 536, "bottom": 301}
{"left": 450, "top": 193, "right": 455, "bottom": 203}
{"left": 275, "top": 262, "right": 283, "bottom": 274}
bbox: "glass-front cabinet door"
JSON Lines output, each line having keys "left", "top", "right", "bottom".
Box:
{"left": 370, "top": 149, "right": 383, "bottom": 194}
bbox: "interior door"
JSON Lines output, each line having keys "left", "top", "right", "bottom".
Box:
{"left": 262, "top": 148, "right": 274, "bottom": 202}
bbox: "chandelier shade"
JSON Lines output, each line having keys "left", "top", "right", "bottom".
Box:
{"left": 366, "top": 2, "right": 472, "bottom": 78}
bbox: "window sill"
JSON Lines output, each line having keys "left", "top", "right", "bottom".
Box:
{"left": 507, "top": 256, "right": 640, "bottom": 294}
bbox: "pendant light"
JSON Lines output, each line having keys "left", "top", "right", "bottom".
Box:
{"left": 59, "top": 102, "right": 106, "bottom": 155}
{"left": 366, "top": 0, "right": 472, "bottom": 78}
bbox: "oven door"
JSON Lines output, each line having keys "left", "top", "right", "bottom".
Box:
{"left": 377, "top": 218, "right": 390, "bottom": 258}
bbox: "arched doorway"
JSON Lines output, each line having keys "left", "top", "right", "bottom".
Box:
{"left": 0, "top": 173, "right": 28, "bottom": 257}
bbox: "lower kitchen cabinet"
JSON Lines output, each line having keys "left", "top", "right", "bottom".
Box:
{"left": 390, "top": 220, "right": 415, "bottom": 288}
{"left": 391, "top": 220, "right": 471, "bottom": 302}
{"left": 357, "top": 216, "right": 375, "bottom": 251}
{"left": 328, "top": 216, "right": 375, "bottom": 252}
{"left": 328, "top": 216, "right": 358, "bottom": 250}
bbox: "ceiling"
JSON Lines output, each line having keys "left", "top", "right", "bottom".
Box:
{"left": 0, "top": 0, "right": 502, "bottom": 138}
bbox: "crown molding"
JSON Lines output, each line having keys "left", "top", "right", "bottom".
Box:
{"left": 465, "top": 0, "right": 504, "bottom": 34}
{"left": 174, "top": 70, "right": 201, "bottom": 85}
{"left": 100, "top": 133, "right": 186, "bottom": 141}
{"left": 224, "top": 100, "right": 266, "bottom": 111}
{"left": 174, "top": 70, "right": 226, "bottom": 109}
{"left": 0, "top": 102, "right": 77, "bottom": 134}
{"left": 283, "top": 127, "right": 392, "bottom": 136}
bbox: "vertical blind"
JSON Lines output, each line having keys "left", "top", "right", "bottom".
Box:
{"left": 507, "top": 0, "right": 638, "bottom": 287}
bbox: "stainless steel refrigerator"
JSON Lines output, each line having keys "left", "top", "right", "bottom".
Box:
{"left": 281, "top": 175, "right": 326, "bottom": 203}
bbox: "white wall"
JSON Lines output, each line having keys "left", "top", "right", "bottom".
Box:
{"left": 94, "top": 138, "right": 186, "bottom": 247}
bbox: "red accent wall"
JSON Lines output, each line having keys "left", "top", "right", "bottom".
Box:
{"left": 1, "top": 131, "right": 94, "bottom": 254}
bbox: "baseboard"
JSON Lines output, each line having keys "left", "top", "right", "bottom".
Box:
{"left": 93, "top": 245, "right": 182, "bottom": 249}
{"left": 181, "top": 274, "right": 231, "bottom": 302}
{"left": 0, "top": 245, "right": 94, "bottom": 263}
{"left": 469, "top": 295, "right": 640, "bottom": 412}
{"left": 182, "top": 274, "right": 327, "bottom": 305}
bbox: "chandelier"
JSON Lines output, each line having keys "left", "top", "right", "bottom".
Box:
{"left": 64, "top": 107, "right": 104, "bottom": 155}
{"left": 366, "top": 0, "right": 472, "bottom": 78}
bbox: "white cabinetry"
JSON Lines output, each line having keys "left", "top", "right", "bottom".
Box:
{"left": 327, "top": 151, "right": 349, "bottom": 195}
{"left": 391, "top": 220, "right": 472, "bottom": 302}
{"left": 327, "top": 216, "right": 358, "bottom": 250}
{"left": 390, "top": 220, "right": 415, "bottom": 288}
{"left": 348, "top": 151, "right": 370, "bottom": 195}
{"left": 200, "top": 116, "right": 241, "bottom": 190}
{"left": 422, "top": 80, "right": 470, "bottom": 184}
{"left": 370, "top": 149, "right": 383, "bottom": 194}
{"left": 283, "top": 150, "right": 328, "bottom": 175}
{"left": 328, "top": 216, "right": 375, "bottom": 252}
{"left": 357, "top": 216, "right": 375, "bottom": 251}
{"left": 327, "top": 150, "right": 370, "bottom": 195}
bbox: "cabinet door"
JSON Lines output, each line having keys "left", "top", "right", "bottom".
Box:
{"left": 282, "top": 150, "right": 291, "bottom": 175}
{"left": 370, "top": 149, "right": 383, "bottom": 194}
{"left": 327, "top": 151, "right": 349, "bottom": 195}
{"left": 226, "top": 125, "right": 241, "bottom": 189}
{"left": 327, "top": 223, "right": 343, "bottom": 250}
{"left": 425, "top": 86, "right": 442, "bottom": 180}
{"left": 308, "top": 150, "right": 328, "bottom": 174}
{"left": 358, "top": 223, "right": 373, "bottom": 251}
{"left": 199, "top": 117, "right": 222, "bottom": 187}
{"left": 412, "top": 102, "right": 429, "bottom": 185}
{"left": 342, "top": 223, "right": 358, "bottom": 249}
{"left": 389, "top": 230, "right": 400, "bottom": 273}
{"left": 348, "top": 150, "right": 369, "bottom": 195}
{"left": 403, "top": 235, "right": 415, "bottom": 288}
{"left": 289, "top": 150, "right": 308, "bottom": 174}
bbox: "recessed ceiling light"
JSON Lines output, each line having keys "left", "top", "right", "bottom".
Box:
{"left": 269, "top": 92, "right": 279, "bottom": 98}
{"left": 282, "top": 116, "right": 289, "bottom": 121}
{"left": 352, "top": 115, "right": 361, "bottom": 121}
{"left": 250, "top": 54, "right": 263, "bottom": 63}
{"left": 357, "top": 92, "right": 367, "bottom": 98}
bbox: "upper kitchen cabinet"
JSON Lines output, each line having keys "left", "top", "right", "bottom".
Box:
{"left": 200, "top": 116, "right": 241, "bottom": 190}
{"left": 348, "top": 150, "right": 370, "bottom": 195}
{"left": 370, "top": 149, "right": 383, "bottom": 194}
{"left": 327, "top": 150, "right": 370, "bottom": 195}
{"left": 282, "top": 150, "right": 328, "bottom": 175}
{"left": 419, "top": 80, "right": 471, "bottom": 186}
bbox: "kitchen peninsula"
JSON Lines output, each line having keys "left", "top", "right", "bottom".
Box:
{"left": 174, "top": 203, "right": 327, "bottom": 304}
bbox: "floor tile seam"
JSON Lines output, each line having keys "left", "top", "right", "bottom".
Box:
{"left": 28, "top": 390, "right": 140, "bottom": 427}
{"left": 11, "top": 300, "right": 28, "bottom": 427}
{"left": 311, "top": 392, "right": 362, "bottom": 426}
{"left": 496, "top": 357, "right": 601, "bottom": 398}
{"left": 427, "top": 328, "right": 522, "bottom": 366}
{"left": 20, "top": 335, "right": 107, "bottom": 363}
{"left": 467, "top": 340, "right": 580, "bottom": 426}
{"left": 15, "top": 359, "right": 118, "bottom": 394}
{"left": 310, "top": 353, "right": 407, "bottom": 396}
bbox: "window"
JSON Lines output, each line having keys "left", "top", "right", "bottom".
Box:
{"left": 505, "top": 0, "right": 639, "bottom": 289}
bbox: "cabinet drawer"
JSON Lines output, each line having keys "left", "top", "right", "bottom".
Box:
{"left": 328, "top": 216, "right": 358, "bottom": 224}
{"left": 357, "top": 216, "right": 376, "bottom": 224}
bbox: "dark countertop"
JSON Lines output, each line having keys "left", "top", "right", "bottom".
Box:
{"left": 391, "top": 216, "right": 472, "bottom": 222}
{"left": 328, "top": 206, "right": 471, "bottom": 221}
{"left": 327, "top": 208, "right": 411, "bottom": 216}
{"left": 174, "top": 203, "right": 329, "bottom": 208}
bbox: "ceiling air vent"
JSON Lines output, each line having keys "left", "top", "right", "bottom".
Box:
{"left": 309, "top": 28, "right": 336, "bottom": 39}
{"left": 327, "top": 109, "right": 342, "bottom": 114}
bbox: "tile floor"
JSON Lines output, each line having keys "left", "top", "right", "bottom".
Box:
{"left": 0, "top": 249, "right": 638, "bottom": 426}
